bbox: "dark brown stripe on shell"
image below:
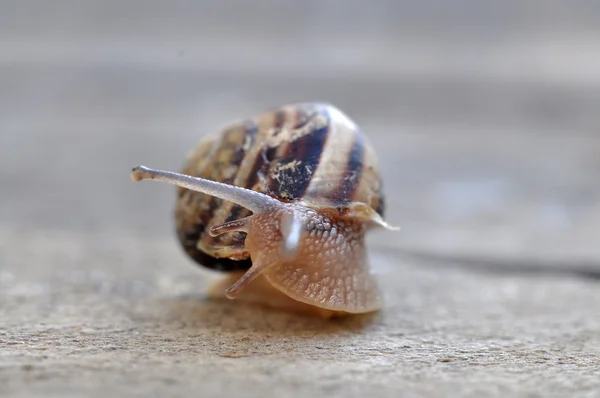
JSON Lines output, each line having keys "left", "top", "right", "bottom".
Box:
{"left": 374, "top": 177, "right": 386, "bottom": 217}
{"left": 329, "top": 128, "right": 365, "bottom": 204}
{"left": 241, "top": 109, "right": 286, "bottom": 192}
{"left": 270, "top": 108, "right": 287, "bottom": 138}
{"left": 225, "top": 121, "right": 257, "bottom": 220}
{"left": 265, "top": 108, "right": 331, "bottom": 201}
{"left": 176, "top": 119, "right": 259, "bottom": 272}
{"left": 200, "top": 121, "right": 254, "bottom": 231}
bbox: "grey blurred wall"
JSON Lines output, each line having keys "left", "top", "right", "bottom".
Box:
{"left": 2, "top": 0, "right": 600, "bottom": 261}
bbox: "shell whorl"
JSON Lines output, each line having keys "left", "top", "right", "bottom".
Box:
{"left": 174, "top": 102, "right": 386, "bottom": 272}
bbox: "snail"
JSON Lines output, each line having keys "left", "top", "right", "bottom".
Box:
{"left": 130, "top": 102, "right": 397, "bottom": 318}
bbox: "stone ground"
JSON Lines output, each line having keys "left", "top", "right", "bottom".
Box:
{"left": 1, "top": 1, "right": 600, "bottom": 397}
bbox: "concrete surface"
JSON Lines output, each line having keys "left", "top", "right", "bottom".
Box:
{"left": 2, "top": 1, "right": 600, "bottom": 397}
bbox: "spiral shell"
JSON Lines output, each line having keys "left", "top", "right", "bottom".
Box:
{"left": 174, "top": 102, "right": 385, "bottom": 272}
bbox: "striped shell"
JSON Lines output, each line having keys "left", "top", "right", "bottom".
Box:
{"left": 174, "top": 102, "right": 386, "bottom": 272}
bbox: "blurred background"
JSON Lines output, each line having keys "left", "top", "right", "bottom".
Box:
{"left": 2, "top": 0, "right": 600, "bottom": 273}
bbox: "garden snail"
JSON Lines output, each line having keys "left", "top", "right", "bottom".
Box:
{"left": 131, "top": 102, "right": 397, "bottom": 318}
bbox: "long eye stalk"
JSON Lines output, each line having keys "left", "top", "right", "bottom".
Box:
{"left": 131, "top": 165, "right": 283, "bottom": 213}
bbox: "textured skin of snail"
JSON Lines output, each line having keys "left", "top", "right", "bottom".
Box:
{"left": 138, "top": 102, "right": 394, "bottom": 318}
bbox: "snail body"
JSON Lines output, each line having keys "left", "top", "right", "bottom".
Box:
{"left": 131, "top": 103, "right": 397, "bottom": 318}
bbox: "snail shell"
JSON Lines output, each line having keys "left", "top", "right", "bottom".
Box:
{"left": 131, "top": 103, "right": 397, "bottom": 318}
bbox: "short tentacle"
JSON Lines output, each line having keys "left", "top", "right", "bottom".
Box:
{"left": 209, "top": 217, "right": 251, "bottom": 237}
